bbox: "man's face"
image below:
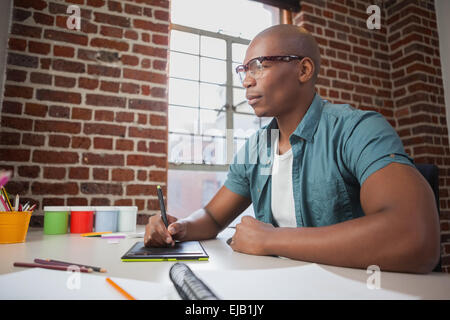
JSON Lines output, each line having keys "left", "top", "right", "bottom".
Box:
{"left": 243, "top": 36, "right": 301, "bottom": 118}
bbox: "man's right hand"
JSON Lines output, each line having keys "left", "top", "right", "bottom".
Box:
{"left": 144, "top": 213, "right": 187, "bottom": 247}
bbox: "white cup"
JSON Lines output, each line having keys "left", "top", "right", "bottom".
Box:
{"left": 117, "top": 206, "right": 138, "bottom": 232}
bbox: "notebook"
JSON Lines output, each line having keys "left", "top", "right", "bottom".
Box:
{"left": 121, "top": 241, "right": 209, "bottom": 262}
{"left": 169, "top": 263, "right": 219, "bottom": 300}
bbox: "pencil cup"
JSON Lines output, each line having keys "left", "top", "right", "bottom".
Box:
{"left": 70, "top": 207, "right": 94, "bottom": 233}
{"left": 117, "top": 206, "right": 137, "bottom": 232}
{"left": 43, "top": 206, "right": 69, "bottom": 235}
{"left": 94, "top": 207, "right": 119, "bottom": 232}
{"left": 0, "top": 211, "right": 32, "bottom": 244}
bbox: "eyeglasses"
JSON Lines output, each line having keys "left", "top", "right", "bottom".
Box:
{"left": 235, "top": 55, "right": 305, "bottom": 85}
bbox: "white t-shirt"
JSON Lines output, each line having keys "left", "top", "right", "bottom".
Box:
{"left": 271, "top": 137, "right": 297, "bottom": 227}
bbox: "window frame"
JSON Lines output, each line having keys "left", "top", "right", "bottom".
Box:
{"left": 168, "top": 23, "right": 262, "bottom": 172}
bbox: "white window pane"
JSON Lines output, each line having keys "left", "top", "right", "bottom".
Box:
{"left": 233, "top": 88, "right": 253, "bottom": 114}
{"left": 235, "top": 103, "right": 254, "bottom": 114}
{"left": 200, "top": 109, "right": 226, "bottom": 137}
{"left": 233, "top": 113, "right": 260, "bottom": 139}
{"left": 199, "top": 83, "right": 226, "bottom": 110}
{"left": 200, "top": 57, "right": 226, "bottom": 84}
{"left": 169, "top": 133, "right": 193, "bottom": 163}
{"left": 201, "top": 36, "right": 226, "bottom": 59}
{"left": 202, "top": 136, "right": 226, "bottom": 165}
{"left": 169, "top": 78, "right": 198, "bottom": 107}
{"left": 170, "top": 30, "right": 199, "bottom": 55}
{"left": 169, "top": 134, "right": 203, "bottom": 164}
{"left": 232, "top": 43, "right": 248, "bottom": 63}
{"left": 169, "top": 51, "right": 199, "bottom": 80}
{"left": 171, "top": 0, "right": 279, "bottom": 40}
{"left": 167, "top": 170, "right": 227, "bottom": 218}
{"left": 169, "top": 105, "right": 198, "bottom": 134}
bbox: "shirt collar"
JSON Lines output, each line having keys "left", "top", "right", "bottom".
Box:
{"left": 266, "top": 93, "right": 323, "bottom": 143}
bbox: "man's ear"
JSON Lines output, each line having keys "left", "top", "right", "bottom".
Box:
{"left": 297, "top": 57, "right": 315, "bottom": 83}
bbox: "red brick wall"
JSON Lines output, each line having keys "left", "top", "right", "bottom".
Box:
{"left": 0, "top": 0, "right": 170, "bottom": 225}
{"left": 295, "top": 0, "right": 450, "bottom": 272}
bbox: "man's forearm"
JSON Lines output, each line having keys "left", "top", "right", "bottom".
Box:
{"left": 265, "top": 209, "right": 440, "bottom": 274}
{"left": 178, "top": 208, "right": 222, "bottom": 241}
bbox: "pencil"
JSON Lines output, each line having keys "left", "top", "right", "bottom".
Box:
{"left": 81, "top": 231, "right": 112, "bottom": 237}
{"left": 0, "top": 194, "right": 9, "bottom": 211}
{"left": 35, "top": 258, "right": 107, "bottom": 273}
{"left": 2, "top": 188, "right": 13, "bottom": 211}
{"left": 106, "top": 277, "right": 136, "bottom": 300}
{"left": 1, "top": 189, "right": 12, "bottom": 210}
{"left": 14, "top": 194, "right": 19, "bottom": 211}
{"left": 14, "top": 262, "right": 93, "bottom": 273}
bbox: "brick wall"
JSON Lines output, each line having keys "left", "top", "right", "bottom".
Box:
{"left": 294, "top": 0, "right": 450, "bottom": 272}
{"left": 0, "top": 0, "right": 170, "bottom": 225}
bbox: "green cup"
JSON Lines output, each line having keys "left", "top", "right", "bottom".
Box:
{"left": 44, "top": 206, "right": 69, "bottom": 235}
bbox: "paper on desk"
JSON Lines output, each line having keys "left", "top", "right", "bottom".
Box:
{"left": 0, "top": 268, "right": 175, "bottom": 300}
{"left": 194, "top": 264, "right": 419, "bottom": 300}
{"left": 127, "top": 231, "right": 145, "bottom": 238}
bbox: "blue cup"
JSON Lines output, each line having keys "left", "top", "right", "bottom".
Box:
{"left": 94, "top": 207, "right": 119, "bottom": 232}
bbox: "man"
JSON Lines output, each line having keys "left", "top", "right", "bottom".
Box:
{"left": 145, "top": 25, "right": 440, "bottom": 274}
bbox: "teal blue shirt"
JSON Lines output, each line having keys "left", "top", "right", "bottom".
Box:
{"left": 224, "top": 94, "right": 415, "bottom": 227}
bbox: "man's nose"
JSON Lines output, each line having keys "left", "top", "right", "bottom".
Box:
{"left": 242, "top": 73, "right": 256, "bottom": 88}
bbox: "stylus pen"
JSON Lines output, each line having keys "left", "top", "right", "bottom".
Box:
{"left": 157, "top": 185, "right": 168, "bottom": 228}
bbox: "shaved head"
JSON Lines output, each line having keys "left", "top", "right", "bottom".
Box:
{"left": 248, "top": 24, "right": 321, "bottom": 81}
{"left": 242, "top": 24, "right": 321, "bottom": 118}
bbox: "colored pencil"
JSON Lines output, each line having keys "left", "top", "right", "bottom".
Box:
{"left": 14, "top": 262, "right": 92, "bottom": 273}
{"left": 14, "top": 194, "right": 19, "bottom": 211}
{"left": 102, "top": 235, "right": 126, "bottom": 239}
{"left": 101, "top": 233, "right": 126, "bottom": 239}
{"left": 22, "top": 202, "right": 30, "bottom": 209}
{"left": 0, "top": 195, "right": 9, "bottom": 211}
{"left": 106, "top": 277, "right": 136, "bottom": 300}
{"left": 35, "top": 258, "right": 107, "bottom": 273}
{"left": 81, "top": 231, "right": 112, "bottom": 237}
{"left": 2, "top": 188, "right": 13, "bottom": 211}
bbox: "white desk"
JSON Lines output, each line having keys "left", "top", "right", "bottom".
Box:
{"left": 1, "top": 226, "right": 450, "bottom": 299}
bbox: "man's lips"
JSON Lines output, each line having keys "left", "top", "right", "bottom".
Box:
{"left": 246, "top": 95, "right": 262, "bottom": 106}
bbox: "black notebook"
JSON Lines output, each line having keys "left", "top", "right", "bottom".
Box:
{"left": 121, "top": 241, "right": 209, "bottom": 262}
{"left": 169, "top": 263, "right": 220, "bottom": 300}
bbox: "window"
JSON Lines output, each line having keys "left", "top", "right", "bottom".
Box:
{"left": 167, "top": 0, "right": 279, "bottom": 218}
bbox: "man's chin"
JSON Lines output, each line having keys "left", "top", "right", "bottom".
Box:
{"left": 252, "top": 106, "right": 271, "bottom": 118}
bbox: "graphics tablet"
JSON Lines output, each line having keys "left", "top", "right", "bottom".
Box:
{"left": 121, "top": 241, "right": 209, "bottom": 262}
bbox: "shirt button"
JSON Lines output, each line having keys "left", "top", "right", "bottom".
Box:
{"left": 257, "top": 188, "right": 260, "bottom": 192}
{"left": 390, "top": 154, "right": 395, "bottom": 158}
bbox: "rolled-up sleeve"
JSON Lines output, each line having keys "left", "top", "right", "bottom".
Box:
{"left": 224, "top": 142, "right": 251, "bottom": 198}
{"left": 343, "top": 112, "right": 415, "bottom": 185}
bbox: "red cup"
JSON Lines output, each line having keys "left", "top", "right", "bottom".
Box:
{"left": 70, "top": 207, "right": 94, "bottom": 233}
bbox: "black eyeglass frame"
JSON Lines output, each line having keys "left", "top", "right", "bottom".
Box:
{"left": 235, "top": 55, "right": 306, "bottom": 74}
